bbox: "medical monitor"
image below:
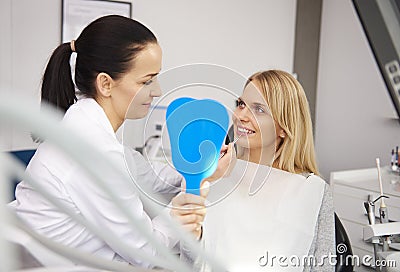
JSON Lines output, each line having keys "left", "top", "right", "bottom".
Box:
{"left": 352, "top": 0, "right": 400, "bottom": 121}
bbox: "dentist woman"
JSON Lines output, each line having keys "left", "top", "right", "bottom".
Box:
{"left": 9, "top": 15, "right": 233, "bottom": 268}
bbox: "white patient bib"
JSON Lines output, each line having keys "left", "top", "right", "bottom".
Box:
{"left": 201, "top": 159, "right": 325, "bottom": 271}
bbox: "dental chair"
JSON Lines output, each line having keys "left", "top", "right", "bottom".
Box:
{"left": 335, "top": 213, "right": 354, "bottom": 272}
{"left": 8, "top": 149, "right": 36, "bottom": 166}
{"left": 7, "top": 149, "right": 36, "bottom": 201}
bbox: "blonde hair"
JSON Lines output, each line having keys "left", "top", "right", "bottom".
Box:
{"left": 246, "top": 70, "right": 320, "bottom": 176}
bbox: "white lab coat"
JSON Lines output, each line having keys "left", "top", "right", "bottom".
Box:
{"left": 9, "top": 98, "right": 182, "bottom": 267}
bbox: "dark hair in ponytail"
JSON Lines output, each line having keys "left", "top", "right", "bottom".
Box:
{"left": 41, "top": 43, "right": 76, "bottom": 112}
{"left": 41, "top": 15, "right": 157, "bottom": 113}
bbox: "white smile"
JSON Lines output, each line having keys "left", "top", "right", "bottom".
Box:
{"left": 237, "top": 126, "right": 255, "bottom": 134}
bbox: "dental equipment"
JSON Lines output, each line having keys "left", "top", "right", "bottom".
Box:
{"left": 219, "top": 134, "right": 242, "bottom": 159}
{"left": 377, "top": 158, "right": 391, "bottom": 252}
{"left": 362, "top": 158, "right": 400, "bottom": 271}
{"left": 364, "top": 194, "right": 381, "bottom": 265}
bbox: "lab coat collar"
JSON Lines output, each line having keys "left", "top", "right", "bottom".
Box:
{"left": 71, "top": 98, "right": 118, "bottom": 140}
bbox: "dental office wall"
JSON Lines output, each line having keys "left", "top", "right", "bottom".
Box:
{"left": 315, "top": 0, "right": 400, "bottom": 178}
{"left": 3, "top": 0, "right": 397, "bottom": 181}
{"left": 0, "top": 0, "right": 296, "bottom": 152}
{"left": 0, "top": 0, "right": 60, "bottom": 152}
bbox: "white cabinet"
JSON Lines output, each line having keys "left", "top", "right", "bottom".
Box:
{"left": 330, "top": 167, "right": 400, "bottom": 271}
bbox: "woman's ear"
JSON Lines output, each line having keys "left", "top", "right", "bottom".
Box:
{"left": 279, "top": 129, "right": 286, "bottom": 138}
{"left": 95, "top": 72, "right": 113, "bottom": 98}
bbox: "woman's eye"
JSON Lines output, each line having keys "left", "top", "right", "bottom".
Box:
{"left": 143, "top": 79, "right": 153, "bottom": 86}
{"left": 236, "top": 100, "right": 246, "bottom": 109}
{"left": 255, "top": 106, "right": 265, "bottom": 113}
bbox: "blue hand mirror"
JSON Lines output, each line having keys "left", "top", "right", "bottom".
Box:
{"left": 166, "top": 97, "right": 229, "bottom": 195}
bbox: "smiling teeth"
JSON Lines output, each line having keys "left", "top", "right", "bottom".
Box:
{"left": 238, "top": 127, "right": 255, "bottom": 134}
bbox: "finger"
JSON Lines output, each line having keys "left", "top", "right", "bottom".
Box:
{"left": 181, "top": 179, "right": 186, "bottom": 193}
{"left": 175, "top": 213, "right": 205, "bottom": 225}
{"left": 218, "top": 145, "right": 228, "bottom": 158}
{"left": 221, "top": 143, "right": 233, "bottom": 157}
{"left": 200, "top": 181, "right": 210, "bottom": 198}
{"left": 220, "top": 144, "right": 228, "bottom": 152}
{"left": 223, "top": 143, "right": 235, "bottom": 161}
{"left": 172, "top": 206, "right": 206, "bottom": 216}
{"left": 172, "top": 193, "right": 206, "bottom": 207}
{"left": 181, "top": 223, "right": 202, "bottom": 233}
{"left": 227, "top": 142, "right": 234, "bottom": 154}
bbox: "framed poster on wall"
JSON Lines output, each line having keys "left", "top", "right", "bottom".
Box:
{"left": 62, "top": 0, "right": 132, "bottom": 43}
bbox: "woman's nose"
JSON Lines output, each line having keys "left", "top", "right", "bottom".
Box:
{"left": 234, "top": 107, "right": 250, "bottom": 122}
{"left": 150, "top": 77, "right": 162, "bottom": 97}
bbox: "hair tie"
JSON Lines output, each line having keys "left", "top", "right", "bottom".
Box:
{"left": 70, "top": 40, "right": 76, "bottom": 52}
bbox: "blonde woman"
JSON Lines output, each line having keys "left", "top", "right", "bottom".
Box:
{"left": 197, "top": 70, "right": 335, "bottom": 271}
